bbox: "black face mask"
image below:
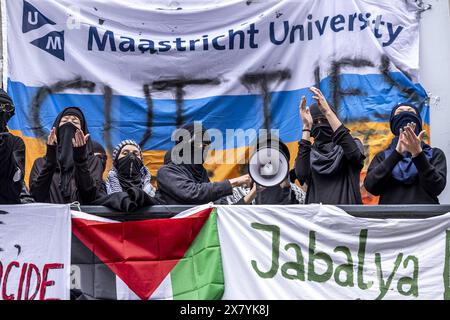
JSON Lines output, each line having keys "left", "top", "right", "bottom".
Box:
{"left": 390, "top": 111, "right": 422, "bottom": 136}
{"left": 311, "top": 123, "right": 333, "bottom": 145}
{"left": 115, "top": 153, "right": 143, "bottom": 190}
{"left": 56, "top": 122, "right": 78, "bottom": 166}
{"left": 56, "top": 122, "right": 79, "bottom": 198}
{"left": 191, "top": 145, "right": 209, "bottom": 164}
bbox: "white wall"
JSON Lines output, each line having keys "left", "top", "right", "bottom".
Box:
{"left": 420, "top": 0, "right": 450, "bottom": 204}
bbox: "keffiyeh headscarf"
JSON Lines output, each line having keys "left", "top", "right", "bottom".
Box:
{"left": 105, "top": 140, "right": 155, "bottom": 196}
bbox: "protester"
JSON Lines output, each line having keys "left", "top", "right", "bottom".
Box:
{"left": 104, "top": 140, "right": 156, "bottom": 197}
{"left": 157, "top": 123, "right": 252, "bottom": 205}
{"left": 92, "top": 140, "right": 107, "bottom": 176}
{"left": 228, "top": 140, "right": 306, "bottom": 205}
{"left": 295, "top": 88, "right": 365, "bottom": 204}
{"left": 29, "top": 107, "right": 104, "bottom": 204}
{"left": 254, "top": 142, "right": 306, "bottom": 204}
{"left": 0, "top": 89, "right": 26, "bottom": 204}
{"left": 364, "top": 103, "right": 447, "bottom": 204}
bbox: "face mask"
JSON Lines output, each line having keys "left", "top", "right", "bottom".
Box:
{"left": 190, "top": 143, "right": 210, "bottom": 164}
{"left": 56, "top": 122, "right": 78, "bottom": 168}
{"left": 57, "top": 121, "right": 78, "bottom": 141}
{"left": 311, "top": 123, "right": 333, "bottom": 143}
{"left": 56, "top": 122, "right": 79, "bottom": 199}
{"left": 116, "top": 153, "right": 143, "bottom": 179}
{"left": 390, "top": 111, "right": 422, "bottom": 136}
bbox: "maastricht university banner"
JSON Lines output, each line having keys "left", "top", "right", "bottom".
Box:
{"left": 2, "top": 0, "right": 429, "bottom": 203}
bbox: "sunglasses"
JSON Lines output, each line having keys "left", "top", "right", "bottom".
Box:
{"left": 0, "top": 103, "right": 14, "bottom": 113}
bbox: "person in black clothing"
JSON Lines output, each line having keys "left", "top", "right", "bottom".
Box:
{"left": 0, "top": 89, "right": 26, "bottom": 204}
{"left": 295, "top": 87, "right": 365, "bottom": 204}
{"left": 364, "top": 103, "right": 447, "bottom": 204}
{"left": 156, "top": 123, "right": 252, "bottom": 205}
{"left": 104, "top": 139, "right": 156, "bottom": 197}
{"left": 92, "top": 140, "right": 107, "bottom": 176}
{"left": 29, "top": 107, "right": 104, "bottom": 204}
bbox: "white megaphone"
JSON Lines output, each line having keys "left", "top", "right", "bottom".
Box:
{"left": 248, "top": 133, "right": 290, "bottom": 187}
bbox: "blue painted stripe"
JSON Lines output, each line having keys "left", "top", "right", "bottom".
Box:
{"left": 6, "top": 72, "right": 428, "bottom": 150}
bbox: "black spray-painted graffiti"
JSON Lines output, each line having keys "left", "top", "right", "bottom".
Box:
{"left": 329, "top": 58, "right": 375, "bottom": 115}
{"left": 0, "top": 210, "right": 9, "bottom": 253}
{"left": 28, "top": 55, "right": 425, "bottom": 159}
{"left": 0, "top": 211, "right": 24, "bottom": 257}
{"left": 241, "top": 70, "right": 291, "bottom": 130}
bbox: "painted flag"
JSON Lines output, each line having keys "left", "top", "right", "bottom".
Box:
{"left": 70, "top": 205, "right": 224, "bottom": 300}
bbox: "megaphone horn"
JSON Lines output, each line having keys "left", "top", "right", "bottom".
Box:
{"left": 248, "top": 133, "right": 290, "bottom": 187}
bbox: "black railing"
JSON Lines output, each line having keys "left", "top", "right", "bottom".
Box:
{"left": 73, "top": 205, "right": 450, "bottom": 221}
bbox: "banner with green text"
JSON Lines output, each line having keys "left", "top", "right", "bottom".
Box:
{"left": 217, "top": 205, "right": 450, "bottom": 300}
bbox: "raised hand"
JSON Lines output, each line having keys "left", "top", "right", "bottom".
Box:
{"left": 299, "top": 95, "right": 313, "bottom": 130}
{"left": 402, "top": 123, "right": 426, "bottom": 157}
{"left": 309, "top": 86, "right": 332, "bottom": 116}
{"left": 309, "top": 86, "right": 342, "bottom": 131}
{"left": 244, "top": 182, "right": 258, "bottom": 204}
{"left": 72, "top": 129, "right": 90, "bottom": 148}
{"left": 229, "top": 174, "right": 252, "bottom": 188}
{"left": 47, "top": 127, "right": 57, "bottom": 146}
{"left": 395, "top": 128, "right": 407, "bottom": 154}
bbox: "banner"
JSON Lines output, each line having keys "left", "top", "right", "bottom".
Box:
{"left": 217, "top": 205, "right": 450, "bottom": 300}
{"left": 2, "top": 0, "right": 428, "bottom": 203}
{"left": 0, "top": 204, "right": 71, "bottom": 300}
{"left": 70, "top": 207, "right": 224, "bottom": 300}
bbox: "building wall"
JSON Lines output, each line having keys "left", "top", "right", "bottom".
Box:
{"left": 420, "top": 0, "right": 450, "bottom": 203}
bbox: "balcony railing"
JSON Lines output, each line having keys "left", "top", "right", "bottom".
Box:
{"left": 72, "top": 204, "right": 450, "bottom": 221}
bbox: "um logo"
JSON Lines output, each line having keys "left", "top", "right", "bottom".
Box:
{"left": 22, "top": 0, "right": 65, "bottom": 61}
{"left": 30, "top": 31, "right": 65, "bottom": 61}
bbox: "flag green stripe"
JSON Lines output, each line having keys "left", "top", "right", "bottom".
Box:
{"left": 171, "top": 208, "right": 224, "bottom": 300}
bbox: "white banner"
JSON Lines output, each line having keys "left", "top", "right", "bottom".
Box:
{"left": 217, "top": 205, "right": 450, "bottom": 300}
{"left": 0, "top": 204, "right": 71, "bottom": 300}
{"left": 2, "top": 0, "right": 428, "bottom": 176}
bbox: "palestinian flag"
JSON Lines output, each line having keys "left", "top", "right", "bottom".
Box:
{"left": 70, "top": 206, "right": 224, "bottom": 300}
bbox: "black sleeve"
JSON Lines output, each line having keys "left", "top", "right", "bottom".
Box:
{"left": 92, "top": 187, "right": 157, "bottom": 212}
{"left": 72, "top": 144, "right": 106, "bottom": 204}
{"left": 364, "top": 150, "right": 403, "bottom": 196}
{"left": 233, "top": 197, "right": 247, "bottom": 205}
{"left": 332, "top": 124, "right": 365, "bottom": 167}
{"left": 216, "top": 195, "right": 246, "bottom": 205}
{"left": 29, "top": 145, "right": 58, "bottom": 203}
{"left": 0, "top": 135, "right": 25, "bottom": 203}
{"left": 294, "top": 139, "right": 312, "bottom": 185}
{"left": 157, "top": 166, "right": 233, "bottom": 204}
{"left": 412, "top": 148, "right": 447, "bottom": 197}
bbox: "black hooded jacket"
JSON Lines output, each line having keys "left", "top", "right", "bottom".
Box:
{"left": 295, "top": 124, "right": 365, "bottom": 204}
{"left": 29, "top": 107, "right": 104, "bottom": 204}
{"left": 0, "top": 132, "right": 25, "bottom": 204}
{"left": 156, "top": 128, "right": 233, "bottom": 206}
{"left": 157, "top": 155, "right": 233, "bottom": 205}
{"left": 364, "top": 104, "right": 447, "bottom": 204}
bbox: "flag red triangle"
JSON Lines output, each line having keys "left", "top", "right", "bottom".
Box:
{"left": 72, "top": 207, "right": 213, "bottom": 300}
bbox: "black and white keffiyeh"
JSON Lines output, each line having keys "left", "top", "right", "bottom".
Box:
{"left": 105, "top": 139, "right": 156, "bottom": 197}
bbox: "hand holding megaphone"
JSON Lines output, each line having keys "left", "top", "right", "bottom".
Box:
{"left": 229, "top": 174, "right": 252, "bottom": 188}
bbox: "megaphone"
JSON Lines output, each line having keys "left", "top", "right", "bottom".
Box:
{"left": 248, "top": 133, "right": 290, "bottom": 187}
